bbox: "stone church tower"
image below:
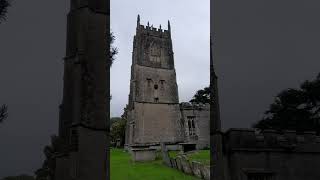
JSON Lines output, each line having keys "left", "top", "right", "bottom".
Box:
{"left": 54, "top": 0, "right": 108, "bottom": 179}
{"left": 125, "top": 15, "right": 184, "bottom": 146}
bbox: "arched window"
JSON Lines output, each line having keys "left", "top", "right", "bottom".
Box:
{"left": 187, "top": 116, "right": 196, "bottom": 136}
{"left": 146, "top": 78, "right": 152, "bottom": 87}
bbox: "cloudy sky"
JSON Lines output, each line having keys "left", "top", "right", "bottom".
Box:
{"left": 0, "top": 0, "right": 68, "bottom": 177}
{"left": 214, "top": 0, "right": 320, "bottom": 129}
{"left": 110, "top": 0, "right": 210, "bottom": 117}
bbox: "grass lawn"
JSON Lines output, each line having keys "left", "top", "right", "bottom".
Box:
{"left": 169, "top": 150, "right": 210, "bottom": 165}
{"left": 110, "top": 148, "right": 201, "bottom": 180}
{"left": 187, "top": 150, "right": 210, "bottom": 165}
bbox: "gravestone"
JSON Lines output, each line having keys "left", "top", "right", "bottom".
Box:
{"left": 160, "top": 142, "right": 172, "bottom": 167}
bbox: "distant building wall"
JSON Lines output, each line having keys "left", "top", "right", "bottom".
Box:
{"left": 220, "top": 129, "right": 320, "bottom": 180}
{"left": 180, "top": 103, "right": 210, "bottom": 149}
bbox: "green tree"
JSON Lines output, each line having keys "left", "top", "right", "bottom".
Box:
{"left": 190, "top": 86, "right": 211, "bottom": 104}
{"left": 110, "top": 117, "right": 126, "bottom": 147}
{"left": 0, "top": 0, "right": 10, "bottom": 123}
{"left": 110, "top": 117, "right": 121, "bottom": 127}
{"left": 0, "top": 0, "right": 10, "bottom": 23}
{"left": 35, "top": 135, "right": 62, "bottom": 180}
{"left": 253, "top": 73, "right": 320, "bottom": 132}
{"left": 109, "top": 32, "right": 118, "bottom": 67}
{"left": 0, "top": 104, "right": 8, "bottom": 123}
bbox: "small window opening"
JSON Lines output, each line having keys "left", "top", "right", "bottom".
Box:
{"left": 154, "top": 84, "right": 158, "bottom": 89}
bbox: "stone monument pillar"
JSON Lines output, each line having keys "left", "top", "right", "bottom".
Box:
{"left": 211, "top": 36, "right": 227, "bottom": 180}
{"left": 55, "top": 0, "right": 108, "bottom": 179}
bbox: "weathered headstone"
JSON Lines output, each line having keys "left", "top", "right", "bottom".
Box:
{"left": 171, "top": 158, "right": 177, "bottom": 169}
{"left": 160, "top": 142, "right": 172, "bottom": 167}
{"left": 191, "top": 161, "right": 203, "bottom": 179}
{"left": 176, "top": 156, "right": 183, "bottom": 171}
{"left": 200, "top": 165, "right": 210, "bottom": 180}
{"left": 180, "top": 156, "right": 193, "bottom": 175}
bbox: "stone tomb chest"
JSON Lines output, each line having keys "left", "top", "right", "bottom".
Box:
{"left": 131, "top": 146, "right": 157, "bottom": 162}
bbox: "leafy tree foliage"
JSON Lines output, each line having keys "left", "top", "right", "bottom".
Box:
{"left": 35, "top": 135, "right": 62, "bottom": 180}
{"left": 109, "top": 32, "right": 118, "bottom": 67}
{"left": 110, "top": 117, "right": 121, "bottom": 127}
{"left": 254, "top": 73, "right": 320, "bottom": 133}
{"left": 110, "top": 117, "right": 126, "bottom": 147}
{"left": 190, "top": 86, "right": 211, "bottom": 104}
{"left": 0, "top": 0, "right": 10, "bottom": 23}
{"left": 0, "top": 104, "right": 8, "bottom": 123}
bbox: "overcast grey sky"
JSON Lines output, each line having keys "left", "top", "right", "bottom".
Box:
{"left": 0, "top": 0, "right": 68, "bottom": 177}
{"left": 110, "top": 0, "right": 210, "bottom": 117}
{"left": 213, "top": 0, "right": 320, "bottom": 129}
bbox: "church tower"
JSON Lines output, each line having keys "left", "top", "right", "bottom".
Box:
{"left": 54, "top": 0, "right": 108, "bottom": 179}
{"left": 125, "top": 15, "right": 184, "bottom": 146}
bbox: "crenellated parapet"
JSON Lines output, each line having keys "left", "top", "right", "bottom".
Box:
{"left": 136, "top": 14, "right": 171, "bottom": 38}
{"left": 70, "top": 0, "right": 107, "bottom": 13}
{"left": 136, "top": 24, "right": 171, "bottom": 38}
{"left": 180, "top": 102, "right": 210, "bottom": 111}
{"left": 224, "top": 128, "right": 320, "bottom": 152}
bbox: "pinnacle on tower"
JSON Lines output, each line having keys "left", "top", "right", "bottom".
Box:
{"left": 168, "top": 20, "right": 171, "bottom": 32}
{"left": 137, "top": 14, "right": 140, "bottom": 26}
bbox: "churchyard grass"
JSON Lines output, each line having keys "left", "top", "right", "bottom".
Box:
{"left": 187, "top": 150, "right": 210, "bottom": 165}
{"left": 168, "top": 150, "right": 210, "bottom": 165}
{"left": 111, "top": 148, "right": 201, "bottom": 180}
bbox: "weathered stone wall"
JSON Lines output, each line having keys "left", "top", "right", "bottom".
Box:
{"left": 55, "top": 1, "right": 108, "bottom": 179}
{"left": 125, "top": 17, "right": 183, "bottom": 146}
{"left": 54, "top": 155, "right": 69, "bottom": 180}
{"left": 180, "top": 103, "right": 210, "bottom": 149}
{"left": 228, "top": 151, "right": 320, "bottom": 180}
{"left": 222, "top": 129, "right": 320, "bottom": 180}
{"left": 132, "top": 102, "right": 184, "bottom": 144}
{"left": 68, "top": 127, "right": 107, "bottom": 180}
{"left": 133, "top": 24, "right": 174, "bottom": 70}
{"left": 134, "top": 65, "right": 179, "bottom": 103}
{"left": 61, "top": 4, "right": 108, "bottom": 132}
